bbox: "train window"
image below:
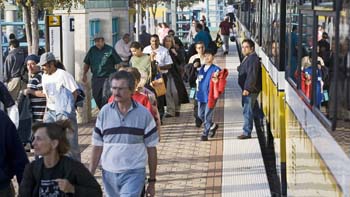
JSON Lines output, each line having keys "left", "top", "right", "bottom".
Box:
{"left": 315, "top": 0, "right": 334, "bottom": 10}
{"left": 328, "top": 4, "right": 350, "bottom": 128}
{"left": 261, "top": 0, "right": 271, "bottom": 53}
{"left": 286, "top": 0, "right": 299, "bottom": 81}
{"left": 295, "top": 13, "right": 313, "bottom": 103}
{"left": 269, "top": 1, "right": 280, "bottom": 67}
{"left": 251, "top": 0, "right": 260, "bottom": 43}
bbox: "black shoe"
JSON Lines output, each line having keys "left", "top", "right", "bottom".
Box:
{"left": 200, "top": 136, "right": 208, "bottom": 141}
{"left": 237, "top": 134, "right": 251, "bottom": 139}
{"left": 175, "top": 112, "right": 180, "bottom": 117}
{"left": 223, "top": 51, "right": 228, "bottom": 55}
{"left": 195, "top": 117, "right": 203, "bottom": 128}
{"left": 209, "top": 123, "right": 219, "bottom": 138}
{"left": 164, "top": 113, "right": 174, "bottom": 118}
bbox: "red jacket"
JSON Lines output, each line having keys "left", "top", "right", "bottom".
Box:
{"left": 208, "top": 69, "right": 229, "bottom": 108}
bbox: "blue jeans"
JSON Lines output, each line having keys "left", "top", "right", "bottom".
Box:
{"left": 198, "top": 102, "right": 214, "bottom": 137}
{"left": 102, "top": 168, "right": 145, "bottom": 197}
{"left": 43, "top": 109, "right": 81, "bottom": 161}
{"left": 242, "top": 93, "right": 264, "bottom": 136}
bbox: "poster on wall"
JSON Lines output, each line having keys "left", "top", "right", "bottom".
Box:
{"left": 46, "top": 15, "right": 62, "bottom": 62}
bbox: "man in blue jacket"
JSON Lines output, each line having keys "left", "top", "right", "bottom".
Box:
{"left": 237, "top": 39, "right": 264, "bottom": 139}
{"left": 0, "top": 109, "right": 29, "bottom": 196}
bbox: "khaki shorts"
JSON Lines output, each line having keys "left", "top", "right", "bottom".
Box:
{"left": 7, "top": 77, "right": 25, "bottom": 101}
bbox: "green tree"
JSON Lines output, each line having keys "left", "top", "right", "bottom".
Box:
{"left": 178, "top": 0, "right": 195, "bottom": 11}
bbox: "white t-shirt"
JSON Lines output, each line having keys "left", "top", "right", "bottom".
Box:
{"left": 114, "top": 39, "right": 131, "bottom": 61}
{"left": 227, "top": 5, "right": 235, "bottom": 14}
{"left": 42, "top": 69, "right": 78, "bottom": 111}
{"left": 143, "top": 45, "right": 173, "bottom": 73}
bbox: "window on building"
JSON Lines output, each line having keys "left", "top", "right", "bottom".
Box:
{"left": 112, "top": 17, "right": 119, "bottom": 46}
{"left": 89, "top": 19, "right": 100, "bottom": 47}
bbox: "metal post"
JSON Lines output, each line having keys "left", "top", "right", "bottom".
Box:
{"left": 206, "top": 0, "right": 209, "bottom": 22}
{"left": 171, "top": 0, "right": 177, "bottom": 32}
{"left": 135, "top": 1, "right": 140, "bottom": 41}
{"left": 0, "top": 8, "right": 3, "bottom": 82}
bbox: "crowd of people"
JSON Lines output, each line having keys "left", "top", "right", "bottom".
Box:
{"left": 0, "top": 10, "right": 261, "bottom": 196}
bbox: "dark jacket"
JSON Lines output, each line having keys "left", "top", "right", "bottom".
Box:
{"left": 0, "top": 81, "right": 15, "bottom": 108}
{"left": 168, "top": 49, "right": 189, "bottom": 104}
{"left": 3, "top": 47, "right": 25, "bottom": 83}
{"left": 0, "top": 110, "right": 29, "bottom": 190}
{"left": 19, "top": 156, "right": 102, "bottom": 197}
{"left": 139, "top": 32, "right": 151, "bottom": 48}
{"left": 238, "top": 52, "right": 262, "bottom": 93}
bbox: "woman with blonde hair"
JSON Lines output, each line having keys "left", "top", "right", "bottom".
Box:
{"left": 19, "top": 120, "right": 102, "bottom": 197}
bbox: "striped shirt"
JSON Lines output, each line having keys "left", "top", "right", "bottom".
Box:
{"left": 27, "top": 72, "right": 46, "bottom": 122}
{"left": 92, "top": 100, "right": 158, "bottom": 173}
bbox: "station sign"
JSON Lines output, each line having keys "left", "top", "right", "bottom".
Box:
{"left": 46, "top": 15, "right": 62, "bottom": 62}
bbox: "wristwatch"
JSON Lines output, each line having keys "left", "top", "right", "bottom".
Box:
{"left": 148, "top": 178, "right": 156, "bottom": 183}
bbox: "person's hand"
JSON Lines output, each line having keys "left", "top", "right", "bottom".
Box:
{"left": 146, "top": 183, "right": 155, "bottom": 197}
{"left": 242, "top": 90, "right": 249, "bottom": 96}
{"left": 150, "top": 51, "right": 157, "bottom": 61}
{"left": 171, "top": 48, "right": 177, "bottom": 56}
{"left": 193, "top": 62, "right": 200, "bottom": 68}
{"left": 82, "top": 74, "right": 87, "bottom": 83}
{"left": 55, "top": 179, "right": 75, "bottom": 193}
{"left": 23, "top": 89, "right": 34, "bottom": 96}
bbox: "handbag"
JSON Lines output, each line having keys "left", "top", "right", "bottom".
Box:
{"left": 151, "top": 73, "right": 166, "bottom": 97}
{"left": 215, "top": 34, "right": 223, "bottom": 48}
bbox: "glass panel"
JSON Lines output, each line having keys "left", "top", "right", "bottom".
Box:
{"left": 112, "top": 17, "right": 118, "bottom": 46}
{"left": 250, "top": 0, "right": 259, "bottom": 42}
{"left": 329, "top": 4, "right": 350, "bottom": 128}
{"left": 269, "top": 1, "right": 280, "bottom": 67}
{"left": 315, "top": 0, "right": 333, "bottom": 9}
{"left": 252, "top": 0, "right": 261, "bottom": 43}
{"left": 89, "top": 20, "right": 100, "bottom": 47}
{"left": 261, "top": 0, "right": 271, "bottom": 53}
{"left": 301, "top": 0, "right": 312, "bottom": 7}
{"left": 295, "top": 13, "right": 313, "bottom": 104}
{"left": 286, "top": 0, "right": 299, "bottom": 81}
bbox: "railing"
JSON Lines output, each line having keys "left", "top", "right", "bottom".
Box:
{"left": 84, "top": 0, "right": 128, "bottom": 9}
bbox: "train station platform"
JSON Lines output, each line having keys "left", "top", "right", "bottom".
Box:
{"left": 23, "top": 43, "right": 271, "bottom": 196}
{"left": 79, "top": 44, "right": 270, "bottom": 196}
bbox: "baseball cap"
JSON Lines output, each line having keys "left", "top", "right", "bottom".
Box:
{"left": 93, "top": 32, "right": 104, "bottom": 40}
{"left": 38, "top": 52, "right": 56, "bottom": 66}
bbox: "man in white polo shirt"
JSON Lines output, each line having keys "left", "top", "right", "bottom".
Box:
{"left": 143, "top": 34, "right": 173, "bottom": 120}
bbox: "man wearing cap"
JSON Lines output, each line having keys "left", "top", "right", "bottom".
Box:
{"left": 83, "top": 33, "right": 122, "bottom": 109}
{"left": 38, "top": 52, "right": 81, "bottom": 161}
{"left": 23, "top": 55, "right": 46, "bottom": 123}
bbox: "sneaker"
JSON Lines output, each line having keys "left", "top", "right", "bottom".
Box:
{"left": 209, "top": 123, "right": 219, "bottom": 138}
{"left": 200, "top": 135, "right": 208, "bottom": 141}
{"left": 195, "top": 117, "right": 203, "bottom": 128}
{"left": 237, "top": 134, "right": 251, "bottom": 140}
